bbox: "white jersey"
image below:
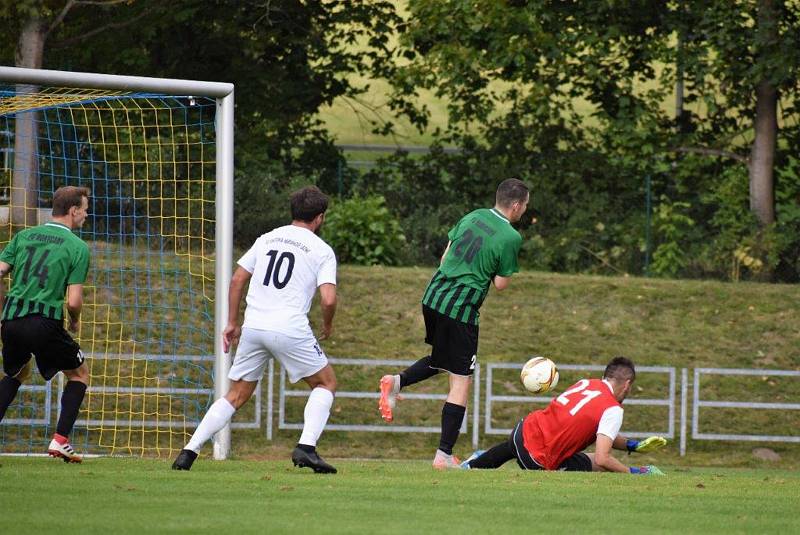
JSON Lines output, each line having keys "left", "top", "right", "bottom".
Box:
{"left": 237, "top": 225, "right": 336, "bottom": 335}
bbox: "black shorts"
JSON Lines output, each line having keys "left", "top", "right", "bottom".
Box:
{"left": 509, "top": 419, "right": 593, "bottom": 472}
{"left": 423, "top": 304, "right": 479, "bottom": 376}
{"left": 1, "top": 314, "right": 83, "bottom": 381}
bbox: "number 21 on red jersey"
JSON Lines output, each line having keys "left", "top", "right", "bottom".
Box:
{"left": 556, "top": 379, "right": 602, "bottom": 415}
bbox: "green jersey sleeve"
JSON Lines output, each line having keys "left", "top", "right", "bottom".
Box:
{"left": 67, "top": 242, "right": 90, "bottom": 285}
{"left": 0, "top": 233, "right": 19, "bottom": 266}
{"left": 496, "top": 232, "right": 522, "bottom": 277}
{"left": 447, "top": 217, "right": 464, "bottom": 242}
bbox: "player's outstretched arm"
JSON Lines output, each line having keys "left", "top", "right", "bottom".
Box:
{"left": 593, "top": 434, "right": 631, "bottom": 473}
{"left": 620, "top": 436, "right": 668, "bottom": 454}
{"left": 594, "top": 435, "right": 666, "bottom": 475}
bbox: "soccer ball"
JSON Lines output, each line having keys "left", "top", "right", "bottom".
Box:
{"left": 520, "top": 356, "right": 559, "bottom": 394}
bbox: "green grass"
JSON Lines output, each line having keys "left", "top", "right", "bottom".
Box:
{"left": 1, "top": 457, "right": 798, "bottom": 534}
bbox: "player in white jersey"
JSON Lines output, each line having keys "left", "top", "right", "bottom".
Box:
{"left": 172, "top": 186, "right": 339, "bottom": 473}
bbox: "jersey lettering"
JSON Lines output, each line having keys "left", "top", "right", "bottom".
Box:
{"left": 21, "top": 246, "right": 52, "bottom": 288}
{"left": 452, "top": 228, "right": 484, "bottom": 264}
{"left": 263, "top": 250, "right": 295, "bottom": 289}
{"left": 556, "top": 379, "right": 602, "bottom": 415}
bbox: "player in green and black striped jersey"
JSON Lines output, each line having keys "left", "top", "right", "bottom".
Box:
{"left": 379, "top": 178, "right": 529, "bottom": 468}
{"left": 0, "top": 186, "right": 91, "bottom": 463}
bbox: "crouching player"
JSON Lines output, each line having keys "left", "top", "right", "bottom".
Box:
{"left": 462, "top": 357, "right": 666, "bottom": 474}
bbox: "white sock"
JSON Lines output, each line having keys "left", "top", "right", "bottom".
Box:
{"left": 185, "top": 398, "right": 236, "bottom": 453}
{"left": 298, "top": 387, "right": 334, "bottom": 447}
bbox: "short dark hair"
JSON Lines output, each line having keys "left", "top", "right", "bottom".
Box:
{"left": 603, "top": 356, "right": 636, "bottom": 382}
{"left": 290, "top": 185, "right": 329, "bottom": 222}
{"left": 495, "top": 178, "right": 529, "bottom": 208}
{"left": 52, "top": 186, "right": 90, "bottom": 216}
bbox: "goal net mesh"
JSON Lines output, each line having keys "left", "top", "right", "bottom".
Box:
{"left": 0, "top": 83, "right": 218, "bottom": 457}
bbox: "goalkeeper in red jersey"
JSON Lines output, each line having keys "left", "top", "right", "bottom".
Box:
{"left": 462, "top": 357, "right": 666, "bottom": 475}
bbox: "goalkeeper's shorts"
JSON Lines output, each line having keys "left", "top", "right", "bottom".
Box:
{"left": 229, "top": 327, "right": 328, "bottom": 383}
{"left": 510, "top": 419, "right": 593, "bottom": 472}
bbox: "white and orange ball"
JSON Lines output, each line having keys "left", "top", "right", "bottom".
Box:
{"left": 520, "top": 356, "right": 559, "bottom": 394}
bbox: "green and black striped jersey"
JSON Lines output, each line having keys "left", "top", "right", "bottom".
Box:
{"left": 0, "top": 222, "right": 90, "bottom": 321}
{"left": 422, "top": 208, "right": 522, "bottom": 325}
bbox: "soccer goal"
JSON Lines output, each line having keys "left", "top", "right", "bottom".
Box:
{"left": 0, "top": 67, "right": 233, "bottom": 459}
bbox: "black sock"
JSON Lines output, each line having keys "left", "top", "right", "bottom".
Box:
{"left": 438, "top": 402, "right": 466, "bottom": 455}
{"left": 296, "top": 443, "right": 316, "bottom": 453}
{"left": 399, "top": 356, "right": 439, "bottom": 388}
{"left": 0, "top": 375, "right": 22, "bottom": 423}
{"left": 468, "top": 441, "right": 515, "bottom": 469}
{"left": 56, "top": 381, "right": 87, "bottom": 437}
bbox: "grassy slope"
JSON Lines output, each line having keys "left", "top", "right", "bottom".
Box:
{"left": 1, "top": 457, "right": 798, "bottom": 534}
{"left": 330, "top": 266, "right": 799, "bottom": 369}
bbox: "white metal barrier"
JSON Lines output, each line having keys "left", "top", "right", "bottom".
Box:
{"left": 691, "top": 367, "right": 800, "bottom": 445}
{"left": 276, "top": 358, "right": 480, "bottom": 449}
{"left": 2, "top": 353, "right": 262, "bottom": 431}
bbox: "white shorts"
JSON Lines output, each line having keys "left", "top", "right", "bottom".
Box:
{"left": 228, "top": 327, "right": 328, "bottom": 383}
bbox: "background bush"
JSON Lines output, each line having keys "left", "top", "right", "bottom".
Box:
{"left": 321, "top": 195, "right": 405, "bottom": 266}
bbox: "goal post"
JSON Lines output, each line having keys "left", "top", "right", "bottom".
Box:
{"left": 0, "top": 66, "right": 234, "bottom": 459}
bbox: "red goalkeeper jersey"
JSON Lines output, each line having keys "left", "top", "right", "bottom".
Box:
{"left": 521, "top": 378, "right": 623, "bottom": 470}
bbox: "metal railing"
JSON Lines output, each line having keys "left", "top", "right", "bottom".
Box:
{"left": 2, "top": 353, "right": 261, "bottom": 431}
{"left": 691, "top": 367, "right": 800, "bottom": 445}
{"left": 276, "top": 358, "right": 479, "bottom": 448}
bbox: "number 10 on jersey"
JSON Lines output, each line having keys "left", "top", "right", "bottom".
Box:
{"left": 263, "top": 250, "right": 295, "bottom": 289}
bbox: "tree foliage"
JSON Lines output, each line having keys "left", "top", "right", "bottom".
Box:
{"left": 371, "top": 0, "right": 800, "bottom": 280}
{"left": 322, "top": 195, "right": 405, "bottom": 266}
{"left": 3, "top": 1, "right": 800, "bottom": 280}
{"left": 1, "top": 0, "right": 403, "bottom": 241}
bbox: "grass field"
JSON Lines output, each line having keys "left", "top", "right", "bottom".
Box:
{"left": 2, "top": 457, "right": 798, "bottom": 534}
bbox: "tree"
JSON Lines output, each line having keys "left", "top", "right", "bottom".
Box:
{"left": 1, "top": 0, "right": 152, "bottom": 224}
{"left": 382, "top": 0, "right": 800, "bottom": 277}
{"left": 673, "top": 0, "right": 800, "bottom": 227}
{"left": 1, "top": 1, "right": 402, "bottom": 237}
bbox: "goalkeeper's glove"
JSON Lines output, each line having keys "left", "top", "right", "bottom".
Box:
{"left": 629, "top": 465, "right": 665, "bottom": 476}
{"left": 626, "top": 436, "right": 667, "bottom": 454}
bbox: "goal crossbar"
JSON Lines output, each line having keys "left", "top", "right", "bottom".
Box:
{"left": 0, "top": 66, "right": 233, "bottom": 98}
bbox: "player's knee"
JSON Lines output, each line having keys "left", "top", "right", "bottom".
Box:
{"left": 64, "top": 362, "right": 90, "bottom": 383}
{"left": 225, "top": 387, "right": 253, "bottom": 409}
{"left": 225, "top": 392, "right": 244, "bottom": 409}
{"left": 227, "top": 394, "right": 246, "bottom": 409}
{"left": 320, "top": 376, "right": 337, "bottom": 393}
{"left": 308, "top": 376, "right": 337, "bottom": 393}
